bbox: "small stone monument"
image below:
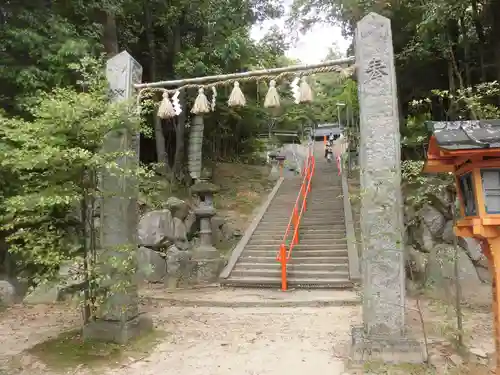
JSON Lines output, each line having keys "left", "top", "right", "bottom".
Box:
{"left": 190, "top": 180, "right": 223, "bottom": 283}
{"left": 350, "top": 12, "right": 424, "bottom": 365}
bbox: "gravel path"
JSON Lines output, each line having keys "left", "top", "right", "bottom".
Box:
{"left": 106, "top": 304, "right": 360, "bottom": 375}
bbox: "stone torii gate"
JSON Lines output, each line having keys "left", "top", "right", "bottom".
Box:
{"left": 87, "top": 11, "right": 423, "bottom": 366}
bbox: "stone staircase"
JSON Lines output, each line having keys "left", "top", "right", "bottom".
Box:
{"left": 221, "top": 147, "right": 353, "bottom": 288}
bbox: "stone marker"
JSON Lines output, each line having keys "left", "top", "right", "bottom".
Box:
{"left": 351, "top": 13, "right": 423, "bottom": 364}
{"left": 83, "top": 51, "right": 152, "bottom": 344}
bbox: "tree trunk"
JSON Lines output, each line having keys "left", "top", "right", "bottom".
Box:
{"left": 459, "top": 17, "right": 471, "bottom": 86}
{"left": 101, "top": 12, "right": 119, "bottom": 56}
{"left": 471, "top": 0, "right": 487, "bottom": 81}
{"left": 491, "top": 0, "right": 500, "bottom": 83}
{"left": 144, "top": 0, "right": 171, "bottom": 175}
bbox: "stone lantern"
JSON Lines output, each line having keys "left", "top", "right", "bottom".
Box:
{"left": 268, "top": 151, "right": 280, "bottom": 180}
{"left": 190, "top": 180, "right": 223, "bottom": 283}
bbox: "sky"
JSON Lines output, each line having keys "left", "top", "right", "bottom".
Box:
{"left": 250, "top": 9, "right": 351, "bottom": 64}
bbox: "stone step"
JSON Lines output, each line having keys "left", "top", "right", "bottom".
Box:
{"left": 253, "top": 227, "right": 347, "bottom": 236}
{"left": 221, "top": 276, "right": 352, "bottom": 289}
{"left": 260, "top": 217, "right": 345, "bottom": 225}
{"left": 265, "top": 210, "right": 345, "bottom": 217}
{"left": 230, "top": 268, "right": 350, "bottom": 279}
{"left": 248, "top": 238, "right": 348, "bottom": 247}
{"left": 245, "top": 242, "right": 347, "bottom": 250}
{"left": 249, "top": 233, "right": 347, "bottom": 243}
{"left": 251, "top": 228, "right": 346, "bottom": 238}
{"left": 238, "top": 255, "right": 349, "bottom": 264}
{"left": 242, "top": 249, "right": 348, "bottom": 258}
{"left": 300, "top": 222, "right": 346, "bottom": 228}
{"left": 234, "top": 262, "right": 349, "bottom": 272}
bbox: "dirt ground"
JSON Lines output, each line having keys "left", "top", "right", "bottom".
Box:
{"left": 0, "top": 286, "right": 495, "bottom": 375}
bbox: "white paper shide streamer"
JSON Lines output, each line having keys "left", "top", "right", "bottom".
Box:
{"left": 172, "top": 90, "right": 182, "bottom": 115}
{"left": 290, "top": 77, "right": 300, "bottom": 104}
{"left": 211, "top": 87, "right": 217, "bottom": 111}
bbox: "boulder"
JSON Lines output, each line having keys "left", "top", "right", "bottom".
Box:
{"left": 211, "top": 216, "right": 226, "bottom": 244}
{"left": 427, "top": 243, "right": 482, "bottom": 292}
{"left": 458, "top": 237, "right": 483, "bottom": 262}
{"left": 166, "top": 197, "right": 190, "bottom": 221}
{"left": 137, "top": 246, "right": 167, "bottom": 283}
{"left": 165, "top": 245, "right": 193, "bottom": 287}
{"left": 0, "top": 280, "right": 15, "bottom": 306}
{"left": 173, "top": 218, "right": 190, "bottom": 250}
{"left": 421, "top": 225, "right": 435, "bottom": 253}
{"left": 138, "top": 209, "right": 175, "bottom": 249}
{"left": 420, "top": 204, "right": 446, "bottom": 237}
{"left": 407, "top": 246, "right": 428, "bottom": 278}
{"left": 24, "top": 259, "right": 86, "bottom": 304}
{"left": 184, "top": 211, "right": 198, "bottom": 236}
{"left": 221, "top": 221, "right": 242, "bottom": 240}
{"left": 442, "top": 220, "right": 455, "bottom": 244}
{"left": 408, "top": 222, "right": 433, "bottom": 253}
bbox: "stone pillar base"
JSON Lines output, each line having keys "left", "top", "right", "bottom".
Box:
{"left": 349, "top": 326, "right": 425, "bottom": 367}
{"left": 83, "top": 314, "right": 153, "bottom": 344}
{"left": 195, "top": 258, "right": 224, "bottom": 283}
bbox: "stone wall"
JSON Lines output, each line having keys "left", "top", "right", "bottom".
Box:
{"left": 405, "top": 190, "right": 490, "bottom": 297}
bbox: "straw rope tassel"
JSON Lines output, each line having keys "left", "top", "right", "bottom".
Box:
{"left": 157, "top": 91, "right": 176, "bottom": 118}
{"left": 264, "top": 80, "right": 280, "bottom": 108}
{"left": 228, "top": 81, "right": 246, "bottom": 107}
{"left": 299, "top": 76, "right": 313, "bottom": 103}
{"left": 191, "top": 87, "right": 210, "bottom": 114}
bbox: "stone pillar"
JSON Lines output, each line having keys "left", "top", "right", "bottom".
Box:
{"left": 188, "top": 115, "right": 204, "bottom": 180}
{"left": 350, "top": 13, "right": 423, "bottom": 364}
{"left": 190, "top": 181, "right": 223, "bottom": 283}
{"left": 83, "top": 51, "right": 152, "bottom": 344}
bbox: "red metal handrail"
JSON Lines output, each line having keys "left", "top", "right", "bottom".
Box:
{"left": 276, "top": 149, "right": 316, "bottom": 291}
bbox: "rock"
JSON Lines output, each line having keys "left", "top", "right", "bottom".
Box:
{"left": 449, "top": 354, "right": 463, "bottom": 367}
{"left": 165, "top": 245, "right": 193, "bottom": 287}
{"left": 137, "top": 247, "right": 167, "bottom": 283}
{"left": 138, "top": 209, "right": 175, "bottom": 249}
{"left": 184, "top": 211, "right": 198, "bottom": 236}
{"left": 442, "top": 220, "right": 455, "bottom": 244}
{"left": 24, "top": 283, "right": 59, "bottom": 304}
{"left": 0, "top": 280, "right": 15, "bottom": 306}
{"left": 427, "top": 243, "right": 482, "bottom": 291}
{"left": 221, "top": 221, "right": 241, "bottom": 240}
{"left": 24, "top": 259, "right": 86, "bottom": 304}
{"left": 408, "top": 222, "right": 433, "bottom": 253}
{"left": 166, "top": 197, "right": 190, "bottom": 220}
{"left": 420, "top": 204, "right": 446, "bottom": 237}
{"left": 211, "top": 216, "right": 226, "bottom": 244}
{"left": 407, "top": 246, "right": 428, "bottom": 277}
{"left": 404, "top": 205, "right": 418, "bottom": 226}
{"left": 475, "top": 267, "right": 491, "bottom": 283}
{"left": 469, "top": 347, "right": 488, "bottom": 359}
{"left": 173, "top": 218, "right": 190, "bottom": 250}
{"left": 458, "top": 237, "right": 482, "bottom": 262}
{"left": 421, "top": 225, "right": 435, "bottom": 253}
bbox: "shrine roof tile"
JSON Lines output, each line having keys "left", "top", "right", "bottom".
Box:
{"left": 425, "top": 120, "right": 500, "bottom": 150}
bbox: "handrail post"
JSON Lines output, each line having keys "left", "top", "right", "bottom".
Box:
{"left": 280, "top": 244, "right": 288, "bottom": 291}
